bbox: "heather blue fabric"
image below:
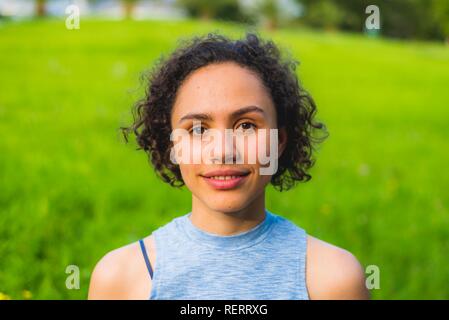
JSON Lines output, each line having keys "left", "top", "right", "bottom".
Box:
{"left": 142, "top": 209, "right": 309, "bottom": 300}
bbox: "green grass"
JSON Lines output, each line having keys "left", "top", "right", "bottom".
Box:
{"left": 0, "top": 18, "right": 448, "bottom": 299}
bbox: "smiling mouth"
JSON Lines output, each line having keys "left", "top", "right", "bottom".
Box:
{"left": 204, "top": 175, "right": 247, "bottom": 180}
{"left": 200, "top": 170, "right": 250, "bottom": 190}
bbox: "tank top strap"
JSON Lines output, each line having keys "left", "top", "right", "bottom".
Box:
{"left": 138, "top": 239, "right": 153, "bottom": 280}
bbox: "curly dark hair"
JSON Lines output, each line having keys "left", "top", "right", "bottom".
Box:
{"left": 122, "top": 32, "right": 327, "bottom": 191}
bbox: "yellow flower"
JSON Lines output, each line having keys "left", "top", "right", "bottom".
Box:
{"left": 0, "top": 292, "right": 11, "bottom": 300}
{"left": 22, "top": 290, "right": 32, "bottom": 299}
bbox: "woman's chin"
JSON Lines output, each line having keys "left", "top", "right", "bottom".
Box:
{"left": 203, "top": 197, "right": 249, "bottom": 214}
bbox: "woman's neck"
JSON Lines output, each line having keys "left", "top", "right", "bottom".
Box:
{"left": 190, "top": 192, "right": 266, "bottom": 236}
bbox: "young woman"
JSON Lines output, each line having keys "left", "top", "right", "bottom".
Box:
{"left": 88, "top": 32, "right": 370, "bottom": 300}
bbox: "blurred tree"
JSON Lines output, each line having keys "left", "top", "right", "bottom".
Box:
{"left": 240, "top": 0, "right": 302, "bottom": 30}
{"left": 301, "top": 0, "right": 343, "bottom": 31}
{"left": 431, "top": 0, "right": 449, "bottom": 43}
{"left": 330, "top": 0, "right": 370, "bottom": 31}
{"left": 298, "top": 0, "right": 447, "bottom": 41}
{"left": 258, "top": 0, "right": 280, "bottom": 30}
{"left": 121, "top": 0, "right": 139, "bottom": 19}
{"left": 35, "top": 0, "right": 46, "bottom": 17}
{"left": 177, "top": 0, "right": 249, "bottom": 22}
{"left": 373, "top": 0, "right": 438, "bottom": 39}
{"left": 89, "top": 0, "right": 139, "bottom": 19}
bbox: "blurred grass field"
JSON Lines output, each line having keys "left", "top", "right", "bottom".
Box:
{"left": 0, "top": 18, "right": 448, "bottom": 299}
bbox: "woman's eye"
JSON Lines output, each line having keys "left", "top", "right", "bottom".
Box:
{"left": 191, "top": 126, "right": 206, "bottom": 135}
{"left": 237, "top": 122, "right": 256, "bottom": 131}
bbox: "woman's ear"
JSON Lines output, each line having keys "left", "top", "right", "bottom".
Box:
{"left": 278, "top": 127, "right": 287, "bottom": 159}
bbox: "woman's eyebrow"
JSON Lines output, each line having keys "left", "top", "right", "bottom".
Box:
{"left": 178, "top": 105, "right": 265, "bottom": 124}
{"left": 178, "top": 112, "right": 213, "bottom": 124}
{"left": 231, "top": 105, "right": 265, "bottom": 118}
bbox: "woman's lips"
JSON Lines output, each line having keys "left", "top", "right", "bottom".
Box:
{"left": 200, "top": 170, "right": 250, "bottom": 190}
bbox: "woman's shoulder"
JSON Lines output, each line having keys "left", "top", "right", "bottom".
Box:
{"left": 88, "top": 235, "right": 155, "bottom": 300}
{"left": 305, "top": 235, "right": 370, "bottom": 299}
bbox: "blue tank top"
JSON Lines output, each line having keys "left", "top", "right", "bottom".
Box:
{"left": 139, "top": 209, "right": 310, "bottom": 300}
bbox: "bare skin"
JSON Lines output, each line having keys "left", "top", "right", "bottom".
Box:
{"left": 88, "top": 62, "right": 370, "bottom": 300}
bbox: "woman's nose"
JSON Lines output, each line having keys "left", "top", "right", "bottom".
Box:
{"left": 207, "top": 128, "right": 238, "bottom": 165}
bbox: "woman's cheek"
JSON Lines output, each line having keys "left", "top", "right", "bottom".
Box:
{"left": 238, "top": 134, "right": 258, "bottom": 165}
{"left": 179, "top": 164, "right": 197, "bottom": 185}
{"left": 255, "top": 129, "right": 271, "bottom": 165}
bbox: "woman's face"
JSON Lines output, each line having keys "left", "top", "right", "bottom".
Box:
{"left": 170, "top": 62, "right": 286, "bottom": 213}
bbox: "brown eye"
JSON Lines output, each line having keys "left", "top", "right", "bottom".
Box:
{"left": 237, "top": 122, "right": 256, "bottom": 131}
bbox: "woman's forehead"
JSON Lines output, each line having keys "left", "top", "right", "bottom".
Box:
{"left": 173, "top": 62, "right": 274, "bottom": 119}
